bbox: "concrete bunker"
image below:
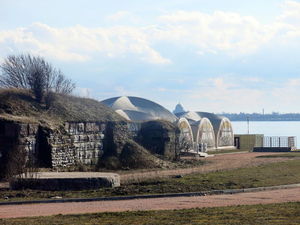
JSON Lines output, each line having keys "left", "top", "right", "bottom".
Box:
{"left": 139, "top": 120, "right": 180, "bottom": 159}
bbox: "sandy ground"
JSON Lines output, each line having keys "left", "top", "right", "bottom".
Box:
{"left": 1, "top": 187, "right": 300, "bottom": 218}
{"left": 120, "top": 152, "right": 294, "bottom": 183}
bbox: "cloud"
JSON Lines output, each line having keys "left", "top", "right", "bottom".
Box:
{"left": 1, "top": 1, "right": 300, "bottom": 115}
{"left": 152, "top": 1, "right": 300, "bottom": 56}
{"left": 184, "top": 76, "right": 264, "bottom": 112}
{"left": 270, "top": 78, "right": 300, "bottom": 110}
{"left": 0, "top": 23, "right": 171, "bottom": 64}
{"left": 107, "top": 11, "right": 132, "bottom": 21}
{"left": 1, "top": 1, "right": 300, "bottom": 65}
{"left": 268, "top": 1, "right": 300, "bottom": 42}
{"left": 0, "top": 24, "right": 90, "bottom": 62}
{"left": 173, "top": 73, "right": 300, "bottom": 113}
{"left": 155, "top": 10, "right": 273, "bottom": 55}
{"left": 285, "top": 78, "right": 300, "bottom": 87}
{"left": 242, "top": 77, "right": 264, "bottom": 83}
{"left": 278, "top": 0, "right": 300, "bottom": 26}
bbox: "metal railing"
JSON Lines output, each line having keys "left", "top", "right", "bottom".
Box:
{"left": 263, "top": 136, "right": 296, "bottom": 148}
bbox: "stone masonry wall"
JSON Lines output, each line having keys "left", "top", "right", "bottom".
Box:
{"left": 102, "top": 121, "right": 131, "bottom": 157}
{"left": 0, "top": 120, "right": 108, "bottom": 170}
{"left": 0, "top": 120, "right": 39, "bottom": 178}
{"left": 0, "top": 119, "right": 182, "bottom": 172}
{"left": 50, "top": 122, "right": 106, "bottom": 168}
{"left": 0, "top": 121, "right": 38, "bottom": 161}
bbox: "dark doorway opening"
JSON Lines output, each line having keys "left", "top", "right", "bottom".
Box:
{"left": 234, "top": 137, "right": 240, "bottom": 149}
{"left": 36, "top": 127, "right": 52, "bottom": 167}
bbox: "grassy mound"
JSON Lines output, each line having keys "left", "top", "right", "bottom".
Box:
{"left": 120, "top": 140, "right": 172, "bottom": 169}
{"left": 0, "top": 88, "right": 124, "bottom": 125}
{"left": 99, "top": 140, "right": 173, "bottom": 170}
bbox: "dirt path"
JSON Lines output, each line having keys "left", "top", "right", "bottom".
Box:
{"left": 1, "top": 187, "right": 300, "bottom": 218}
{"left": 120, "top": 152, "right": 293, "bottom": 183}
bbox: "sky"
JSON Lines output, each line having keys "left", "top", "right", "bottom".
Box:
{"left": 0, "top": 0, "right": 300, "bottom": 113}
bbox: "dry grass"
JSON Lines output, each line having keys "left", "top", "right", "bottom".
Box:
{"left": 1, "top": 159, "right": 299, "bottom": 202}
{"left": 1, "top": 202, "right": 300, "bottom": 225}
{"left": 0, "top": 88, "right": 124, "bottom": 126}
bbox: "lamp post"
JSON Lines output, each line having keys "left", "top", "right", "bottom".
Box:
{"left": 247, "top": 116, "right": 250, "bottom": 134}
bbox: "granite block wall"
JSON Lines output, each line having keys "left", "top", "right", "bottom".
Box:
{"left": 0, "top": 120, "right": 108, "bottom": 170}
{"left": 0, "top": 121, "right": 39, "bottom": 177}
{"left": 0, "top": 122, "right": 38, "bottom": 161}
{"left": 50, "top": 122, "right": 106, "bottom": 167}
{"left": 103, "top": 121, "right": 131, "bottom": 156}
{"left": 0, "top": 119, "right": 180, "bottom": 173}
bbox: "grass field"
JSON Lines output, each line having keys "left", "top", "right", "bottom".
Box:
{"left": 256, "top": 152, "right": 300, "bottom": 158}
{"left": 1, "top": 202, "right": 299, "bottom": 225}
{"left": 1, "top": 159, "right": 300, "bottom": 202}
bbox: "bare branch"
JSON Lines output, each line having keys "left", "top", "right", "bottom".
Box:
{"left": 0, "top": 54, "right": 76, "bottom": 103}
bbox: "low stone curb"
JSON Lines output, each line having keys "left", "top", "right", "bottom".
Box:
{"left": 1, "top": 183, "right": 300, "bottom": 206}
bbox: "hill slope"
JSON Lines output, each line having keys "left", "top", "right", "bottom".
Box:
{"left": 0, "top": 89, "right": 124, "bottom": 125}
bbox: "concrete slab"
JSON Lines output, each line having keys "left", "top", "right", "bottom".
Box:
{"left": 9, "top": 172, "right": 120, "bottom": 190}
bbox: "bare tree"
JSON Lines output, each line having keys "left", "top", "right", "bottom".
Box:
{"left": 0, "top": 54, "right": 75, "bottom": 103}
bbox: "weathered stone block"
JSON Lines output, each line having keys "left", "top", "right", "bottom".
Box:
{"left": 10, "top": 172, "right": 120, "bottom": 190}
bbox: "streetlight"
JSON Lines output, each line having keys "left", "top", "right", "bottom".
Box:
{"left": 247, "top": 116, "right": 250, "bottom": 134}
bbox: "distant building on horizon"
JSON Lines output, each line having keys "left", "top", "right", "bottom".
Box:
{"left": 173, "top": 103, "right": 186, "bottom": 114}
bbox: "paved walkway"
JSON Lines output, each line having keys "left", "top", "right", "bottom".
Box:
{"left": 1, "top": 187, "right": 300, "bottom": 218}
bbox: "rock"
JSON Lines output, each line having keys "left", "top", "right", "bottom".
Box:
{"left": 50, "top": 196, "right": 62, "bottom": 199}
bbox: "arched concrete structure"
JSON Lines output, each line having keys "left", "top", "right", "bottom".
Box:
{"left": 177, "top": 117, "right": 194, "bottom": 152}
{"left": 176, "top": 111, "right": 234, "bottom": 150}
{"left": 196, "top": 112, "right": 234, "bottom": 148}
{"left": 191, "top": 118, "right": 215, "bottom": 152}
{"left": 216, "top": 117, "right": 234, "bottom": 147}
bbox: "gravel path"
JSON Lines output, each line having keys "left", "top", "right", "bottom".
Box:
{"left": 1, "top": 187, "right": 300, "bottom": 218}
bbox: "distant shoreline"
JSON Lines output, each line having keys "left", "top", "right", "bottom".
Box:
{"left": 230, "top": 120, "right": 300, "bottom": 122}
{"left": 218, "top": 114, "right": 300, "bottom": 122}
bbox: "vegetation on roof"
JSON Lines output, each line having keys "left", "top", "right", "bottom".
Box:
{"left": 141, "top": 120, "right": 177, "bottom": 131}
{"left": 120, "top": 140, "right": 172, "bottom": 169}
{"left": 0, "top": 88, "right": 124, "bottom": 125}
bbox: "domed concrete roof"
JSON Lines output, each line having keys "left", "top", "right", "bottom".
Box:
{"left": 195, "top": 112, "right": 227, "bottom": 135}
{"left": 101, "top": 96, "right": 178, "bottom": 122}
{"left": 176, "top": 111, "right": 202, "bottom": 122}
{"left": 176, "top": 111, "right": 228, "bottom": 134}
